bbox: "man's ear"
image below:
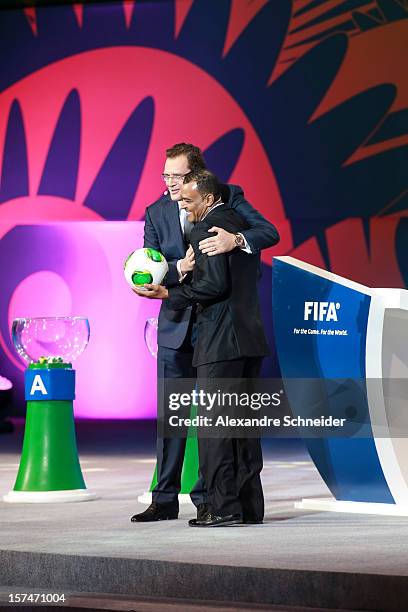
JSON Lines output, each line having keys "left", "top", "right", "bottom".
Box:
{"left": 206, "top": 193, "right": 215, "bottom": 206}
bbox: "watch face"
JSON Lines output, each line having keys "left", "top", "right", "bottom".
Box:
{"left": 235, "top": 234, "right": 244, "bottom": 248}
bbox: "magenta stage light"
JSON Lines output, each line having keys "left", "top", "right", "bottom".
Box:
{"left": 0, "top": 375, "right": 12, "bottom": 391}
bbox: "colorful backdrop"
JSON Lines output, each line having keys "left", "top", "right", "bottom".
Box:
{"left": 0, "top": 0, "right": 407, "bottom": 417}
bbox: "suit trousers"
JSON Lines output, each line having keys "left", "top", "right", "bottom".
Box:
{"left": 153, "top": 320, "right": 207, "bottom": 507}
{"left": 196, "top": 357, "right": 264, "bottom": 520}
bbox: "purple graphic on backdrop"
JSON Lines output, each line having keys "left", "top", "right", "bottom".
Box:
{"left": 0, "top": 222, "right": 159, "bottom": 418}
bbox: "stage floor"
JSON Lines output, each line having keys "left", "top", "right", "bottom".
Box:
{"left": 0, "top": 421, "right": 408, "bottom": 611}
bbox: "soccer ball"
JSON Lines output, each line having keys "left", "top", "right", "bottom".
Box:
{"left": 124, "top": 248, "right": 168, "bottom": 288}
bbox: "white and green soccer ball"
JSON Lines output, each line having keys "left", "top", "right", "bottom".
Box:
{"left": 124, "top": 248, "right": 168, "bottom": 288}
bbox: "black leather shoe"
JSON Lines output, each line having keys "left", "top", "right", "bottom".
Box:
{"left": 131, "top": 502, "right": 178, "bottom": 522}
{"left": 190, "top": 512, "right": 242, "bottom": 527}
{"left": 188, "top": 503, "right": 209, "bottom": 526}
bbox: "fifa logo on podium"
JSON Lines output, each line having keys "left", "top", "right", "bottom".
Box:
{"left": 304, "top": 301, "right": 340, "bottom": 322}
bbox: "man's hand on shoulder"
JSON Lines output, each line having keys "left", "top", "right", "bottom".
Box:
{"left": 198, "top": 226, "right": 236, "bottom": 256}
{"left": 132, "top": 284, "right": 169, "bottom": 299}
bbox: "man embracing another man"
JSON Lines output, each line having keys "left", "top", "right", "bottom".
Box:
{"left": 135, "top": 168, "right": 274, "bottom": 526}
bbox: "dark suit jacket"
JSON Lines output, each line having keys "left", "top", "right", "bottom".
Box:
{"left": 167, "top": 205, "right": 270, "bottom": 367}
{"left": 144, "top": 185, "right": 279, "bottom": 349}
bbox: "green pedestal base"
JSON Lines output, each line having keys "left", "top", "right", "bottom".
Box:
{"left": 13, "top": 399, "right": 86, "bottom": 493}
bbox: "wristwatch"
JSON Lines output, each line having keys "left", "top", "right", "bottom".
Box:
{"left": 234, "top": 233, "right": 245, "bottom": 249}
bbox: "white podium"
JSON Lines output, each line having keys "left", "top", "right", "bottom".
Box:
{"left": 273, "top": 256, "right": 408, "bottom": 515}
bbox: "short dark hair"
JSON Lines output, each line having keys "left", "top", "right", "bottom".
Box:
{"left": 184, "top": 170, "right": 221, "bottom": 201}
{"left": 166, "top": 143, "right": 206, "bottom": 172}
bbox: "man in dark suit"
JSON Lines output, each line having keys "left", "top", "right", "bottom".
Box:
{"left": 131, "top": 143, "right": 279, "bottom": 523}
{"left": 141, "top": 170, "right": 270, "bottom": 526}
